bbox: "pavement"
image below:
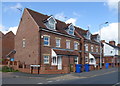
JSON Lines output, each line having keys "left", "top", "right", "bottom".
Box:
{"left": 1, "top": 67, "right": 119, "bottom": 84}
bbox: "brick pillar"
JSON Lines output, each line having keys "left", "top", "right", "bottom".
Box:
{"left": 23, "top": 64, "right": 25, "bottom": 69}
{"left": 17, "top": 61, "right": 20, "bottom": 69}
{"left": 8, "top": 61, "right": 10, "bottom": 67}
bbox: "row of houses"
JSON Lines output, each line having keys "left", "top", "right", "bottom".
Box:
{"left": 0, "top": 8, "right": 120, "bottom": 74}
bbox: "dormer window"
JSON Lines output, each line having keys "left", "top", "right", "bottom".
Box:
{"left": 44, "top": 16, "right": 57, "bottom": 30}
{"left": 96, "top": 35, "right": 100, "bottom": 42}
{"left": 66, "top": 24, "right": 75, "bottom": 35}
{"left": 85, "top": 30, "right": 91, "bottom": 40}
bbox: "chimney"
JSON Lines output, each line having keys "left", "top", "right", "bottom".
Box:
{"left": 109, "top": 41, "right": 115, "bottom": 46}
{"left": 117, "top": 44, "right": 120, "bottom": 47}
{"left": 101, "top": 40, "right": 105, "bottom": 43}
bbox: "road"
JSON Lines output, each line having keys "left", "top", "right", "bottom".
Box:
{"left": 1, "top": 68, "right": 119, "bottom": 85}
{"left": 50, "top": 71, "right": 118, "bottom": 84}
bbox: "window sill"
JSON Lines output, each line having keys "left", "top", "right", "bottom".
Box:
{"left": 44, "top": 63, "right": 49, "bottom": 64}
{"left": 44, "top": 45, "right": 50, "bottom": 47}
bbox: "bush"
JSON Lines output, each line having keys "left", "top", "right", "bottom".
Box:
{"left": 1, "top": 66, "right": 19, "bottom": 72}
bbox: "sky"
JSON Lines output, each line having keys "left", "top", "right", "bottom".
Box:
{"left": 0, "top": 0, "right": 119, "bottom": 44}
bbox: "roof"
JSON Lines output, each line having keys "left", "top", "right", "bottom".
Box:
{"left": 105, "top": 42, "right": 120, "bottom": 50}
{"left": 26, "top": 8, "right": 79, "bottom": 38}
{"left": 53, "top": 49, "right": 79, "bottom": 56}
{"left": 92, "top": 54, "right": 100, "bottom": 58}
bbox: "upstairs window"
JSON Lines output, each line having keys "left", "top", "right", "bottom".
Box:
{"left": 91, "top": 45, "right": 94, "bottom": 52}
{"left": 66, "top": 40, "right": 70, "bottom": 49}
{"left": 66, "top": 24, "right": 75, "bottom": 35}
{"left": 96, "top": 46, "right": 99, "bottom": 52}
{"left": 96, "top": 35, "right": 100, "bottom": 42}
{"left": 43, "top": 36, "right": 50, "bottom": 46}
{"left": 44, "top": 16, "right": 57, "bottom": 30}
{"left": 85, "top": 30, "right": 91, "bottom": 40}
{"left": 85, "top": 44, "right": 88, "bottom": 51}
{"left": 74, "top": 42, "right": 79, "bottom": 50}
{"left": 56, "top": 38, "right": 61, "bottom": 47}
{"left": 22, "top": 39, "right": 26, "bottom": 48}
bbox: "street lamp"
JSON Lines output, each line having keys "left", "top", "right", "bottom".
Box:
{"left": 99, "top": 22, "right": 108, "bottom": 69}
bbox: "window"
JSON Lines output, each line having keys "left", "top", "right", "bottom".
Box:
{"left": 56, "top": 38, "right": 61, "bottom": 47}
{"left": 96, "top": 46, "right": 99, "bottom": 52}
{"left": 74, "top": 42, "right": 79, "bottom": 50}
{"left": 52, "top": 57, "right": 57, "bottom": 65}
{"left": 85, "top": 44, "right": 88, "bottom": 51}
{"left": 44, "top": 36, "right": 50, "bottom": 46}
{"left": 74, "top": 57, "right": 78, "bottom": 64}
{"left": 85, "top": 56, "right": 88, "bottom": 63}
{"left": 91, "top": 45, "right": 94, "bottom": 52}
{"left": 44, "top": 56, "right": 49, "bottom": 64}
{"left": 44, "top": 16, "right": 56, "bottom": 30}
{"left": 69, "top": 25, "right": 74, "bottom": 35}
{"left": 66, "top": 40, "right": 70, "bottom": 49}
{"left": 111, "top": 51, "right": 113, "bottom": 53}
{"left": 22, "top": 39, "right": 26, "bottom": 48}
{"left": 90, "top": 58, "right": 94, "bottom": 63}
{"left": 66, "top": 24, "right": 75, "bottom": 35}
{"left": 85, "top": 31, "right": 91, "bottom": 40}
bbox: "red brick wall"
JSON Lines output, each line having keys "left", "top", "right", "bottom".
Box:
{"left": 40, "top": 31, "right": 81, "bottom": 66}
{"left": 14, "top": 9, "right": 40, "bottom": 65}
{"left": 2, "top": 31, "right": 15, "bottom": 59}
{"left": 0, "top": 32, "right": 3, "bottom": 59}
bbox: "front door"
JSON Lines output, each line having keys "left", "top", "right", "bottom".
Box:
{"left": 58, "top": 56, "right": 62, "bottom": 70}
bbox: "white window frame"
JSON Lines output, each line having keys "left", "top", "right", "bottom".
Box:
{"left": 67, "top": 24, "right": 75, "bottom": 35}
{"left": 96, "top": 46, "right": 99, "bottom": 52}
{"left": 22, "top": 39, "right": 26, "bottom": 48}
{"left": 44, "top": 55, "right": 50, "bottom": 64}
{"left": 91, "top": 45, "right": 94, "bottom": 52}
{"left": 44, "top": 16, "right": 57, "bottom": 30}
{"left": 85, "top": 56, "right": 89, "bottom": 63}
{"left": 43, "top": 35, "right": 50, "bottom": 46}
{"left": 85, "top": 44, "right": 88, "bottom": 51}
{"left": 74, "top": 57, "right": 78, "bottom": 64}
{"left": 74, "top": 42, "right": 79, "bottom": 50}
{"left": 52, "top": 56, "right": 57, "bottom": 65}
{"left": 56, "top": 38, "right": 61, "bottom": 47}
{"left": 66, "top": 40, "right": 70, "bottom": 49}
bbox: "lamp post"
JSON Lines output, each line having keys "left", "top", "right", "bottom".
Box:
{"left": 99, "top": 22, "right": 108, "bottom": 69}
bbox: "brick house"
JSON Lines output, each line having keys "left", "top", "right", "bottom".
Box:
{"left": 13, "top": 8, "right": 103, "bottom": 74}
{"left": 14, "top": 8, "right": 82, "bottom": 74}
{"left": 102, "top": 40, "right": 120, "bottom": 66}
{"left": 0, "top": 31, "right": 15, "bottom": 63}
{"left": 75, "top": 28, "right": 102, "bottom": 68}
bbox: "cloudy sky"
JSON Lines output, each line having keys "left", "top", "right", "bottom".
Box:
{"left": 0, "top": 0, "right": 119, "bottom": 44}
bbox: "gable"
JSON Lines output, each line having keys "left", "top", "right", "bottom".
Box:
{"left": 44, "top": 16, "right": 57, "bottom": 30}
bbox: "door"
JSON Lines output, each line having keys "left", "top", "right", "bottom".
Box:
{"left": 58, "top": 56, "right": 62, "bottom": 70}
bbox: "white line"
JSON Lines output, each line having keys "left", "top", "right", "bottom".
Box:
{"left": 56, "top": 79, "right": 60, "bottom": 81}
{"left": 37, "top": 83, "right": 43, "bottom": 84}
{"left": 112, "top": 82, "right": 120, "bottom": 86}
{"left": 47, "top": 81, "right": 53, "bottom": 83}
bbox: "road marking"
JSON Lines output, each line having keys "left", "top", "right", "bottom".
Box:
{"left": 47, "top": 81, "right": 53, "bottom": 83}
{"left": 56, "top": 79, "right": 60, "bottom": 81}
{"left": 37, "top": 83, "right": 43, "bottom": 84}
{"left": 89, "top": 70, "right": 116, "bottom": 78}
{"left": 112, "top": 82, "right": 120, "bottom": 86}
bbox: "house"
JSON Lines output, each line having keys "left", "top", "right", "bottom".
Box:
{"left": 14, "top": 8, "right": 82, "bottom": 74}
{"left": 0, "top": 31, "right": 15, "bottom": 64}
{"left": 13, "top": 8, "right": 103, "bottom": 74}
{"left": 102, "top": 40, "right": 120, "bottom": 66}
{"left": 0, "top": 31, "right": 3, "bottom": 64}
{"left": 75, "top": 28, "right": 102, "bottom": 68}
